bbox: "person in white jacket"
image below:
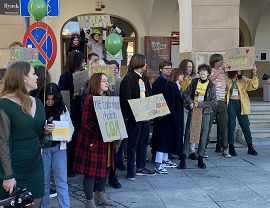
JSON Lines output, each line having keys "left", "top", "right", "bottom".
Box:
{"left": 38, "top": 82, "right": 74, "bottom": 208}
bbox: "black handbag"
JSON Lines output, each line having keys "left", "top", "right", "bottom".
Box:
{"left": 0, "top": 150, "right": 41, "bottom": 208}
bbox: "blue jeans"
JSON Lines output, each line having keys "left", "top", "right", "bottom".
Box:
{"left": 41, "top": 143, "right": 70, "bottom": 208}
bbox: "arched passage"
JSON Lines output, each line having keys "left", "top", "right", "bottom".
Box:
{"left": 60, "top": 14, "right": 138, "bottom": 76}
{"left": 239, "top": 17, "right": 252, "bottom": 47}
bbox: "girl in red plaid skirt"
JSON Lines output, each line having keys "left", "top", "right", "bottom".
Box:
{"left": 74, "top": 73, "right": 114, "bottom": 208}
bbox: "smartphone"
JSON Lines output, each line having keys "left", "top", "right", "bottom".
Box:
{"left": 47, "top": 117, "right": 54, "bottom": 124}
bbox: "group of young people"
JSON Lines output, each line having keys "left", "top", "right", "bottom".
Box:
{"left": 0, "top": 46, "right": 259, "bottom": 208}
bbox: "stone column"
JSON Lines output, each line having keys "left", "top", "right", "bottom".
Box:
{"left": 192, "top": 0, "right": 240, "bottom": 52}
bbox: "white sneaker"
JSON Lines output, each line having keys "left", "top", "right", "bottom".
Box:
{"left": 155, "top": 163, "right": 168, "bottom": 174}
{"left": 222, "top": 149, "right": 231, "bottom": 158}
{"left": 162, "top": 160, "right": 178, "bottom": 168}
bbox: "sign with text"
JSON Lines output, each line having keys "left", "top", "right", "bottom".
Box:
{"left": 93, "top": 96, "right": 127, "bottom": 142}
{"left": 128, "top": 94, "right": 170, "bottom": 122}
{"left": 0, "top": 0, "right": 19, "bottom": 15}
{"left": 10, "top": 47, "right": 38, "bottom": 62}
{"left": 78, "top": 15, "right": 111, "bottom": 28}
{"left": 190, "top": 107, "right": 203, "bottom": 144}
{"left": 224, "top": 47, "right": 255, "bottom": 71}
{"left": 51, "top": 121, "right": 71, "bottom": 141}
{"left": 144, "top": 36, "right": 171, "bottom": 73}
{"left": 90, "top": 65, "right": 115, "bottom": 85}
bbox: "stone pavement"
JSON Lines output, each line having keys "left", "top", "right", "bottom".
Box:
{"left": 51, "top": 143, "right": 270, "bottom": 208}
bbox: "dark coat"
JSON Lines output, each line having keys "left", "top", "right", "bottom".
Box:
{"left": 152, "top": 81, "right": 184, "bottom": 156}
{"left": 119, "top": 70, "right": 151, "bottom": 121}
{"left": 73, "top": 95, "right": 114, "bottom": 178}
{"left": 150, "top": 74, "right": 167, "bottom": 150}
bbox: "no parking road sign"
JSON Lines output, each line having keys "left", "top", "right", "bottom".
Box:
{"left": 23, "top": 22, "right": 57, "bottom": 70}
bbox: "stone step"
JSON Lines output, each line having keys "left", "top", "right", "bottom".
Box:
{"left": 250, "top": 102, "right": 270, "bottom": 112}
{"left": 249, "top": 113, "right": 270, "bottom": 120}
{"left": 250, "top": 128, "right": 270, "bottom": 139}
{"left": 249, "top": 120, "right": 270, "bottom": 128}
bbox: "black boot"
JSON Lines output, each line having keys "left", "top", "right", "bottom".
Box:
{"left": 229, "top": 144, "right": 237, "bottom": 156}
{"left": 247, "top": 144, "right": 258, "bottom": 156}
{"left": 198, "top": 156, "right": 206, "bottom": 169}
{"left": 178, "top": 154, "right": 186, "bottom": 169}
{"left": 215, "top": 143, "right": 221, "bottom": 153}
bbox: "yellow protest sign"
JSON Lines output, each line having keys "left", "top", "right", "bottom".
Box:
{"left": 90, "top": 65, "right": 115, "bottom": 85}
{"left": 128, "top": 94, "right": 171, "bottom": 122}
{"left": 224, "top": 47, "right": 255, "bottom": 71}
{"left": 51, "top": 121, "right": 71, "bottom": 141}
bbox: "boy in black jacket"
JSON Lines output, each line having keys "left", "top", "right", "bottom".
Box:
{"left": 119, "top": 54, "right": 155, "bottom": 180}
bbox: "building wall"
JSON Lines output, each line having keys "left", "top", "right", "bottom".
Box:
{"left": 254, "top": 3, "right": 270, "bottom": 61}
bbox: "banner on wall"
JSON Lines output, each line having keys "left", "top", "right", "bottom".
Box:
{"left": 0, "top": 0, "right": 19, "bottom": 15}
{"left": 77, "top": 15, "right": 112, "bottom": 28}
{"left": 128, "top": 94, "right": 170, "bottom": 122}
{"left": 144, "top": 36, "right": 171, "bottom": 72}
{"left": 93, "top": 96, "right": 127, "bottom": 142}
{"left": 224, "top": 47, "right": 255, "bottom": 71}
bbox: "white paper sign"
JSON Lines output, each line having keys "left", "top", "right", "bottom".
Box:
{"left": 128, "top": 94, "right": 171, "bottom": 122}
{"left": 93, "top": 96, "right": 128, "bottom": 142}
{"left": 51, "top": 121, "right": 71, "bottom": 141}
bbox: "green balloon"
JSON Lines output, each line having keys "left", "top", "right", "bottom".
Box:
{"left": 28, "top": 0, "right": 47, "bottom": 21}
{"left": 105, "top": 33, "right": 123, "bottom": 56}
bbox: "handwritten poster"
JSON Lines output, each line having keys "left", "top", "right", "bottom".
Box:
{"left": 10, "top": 47, "right": 38, "bottom": 62}
{"left": 93, "top": 96, "right": 127, "bottom": 142}
{"left": 51, "top": 121, "right": 71, "bottom": 141}
{"left": 78, "top": 15, "right": 112, "bottom": 28}
{"left": 224, "top": 47, "right": 255, "bottom": 71}
{"left": 128, "top": 94, "right": 170, "bottom": 122}
{"left": 190, "top": 107, "right": 203, "bottom": 144}
{"left": 90, "top": 65, "right": 115, "bottom": 85}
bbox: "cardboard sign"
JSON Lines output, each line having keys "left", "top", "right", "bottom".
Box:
{"left": 90, "top": 66, "right": 115, "bottom": 85}
{"left": 77, "top": 15, "right": 112, "bottom": 28}
{"left": 10, "top": 47, "right": 38, "bottom": 62}
{"left": 128, "top": 94, "right": 170, "bottom": 122}
{"left": 51, "top": 121, "right": 71, "bottom": 141}
{"left": 93, "top": 96, "right": 128, "bottom": 142}
{"left": 190, "top": 107, "right": 203, "bottom": 144}
{"left": 224, "top": 47, "right": 255, "bottom": 71}
{"left": 73, "top": 70, "right": 89, "bottom": 95}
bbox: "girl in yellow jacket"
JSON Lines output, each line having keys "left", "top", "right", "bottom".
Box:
{"left": 226, "top": 66, "right": 258, "bottom": 156}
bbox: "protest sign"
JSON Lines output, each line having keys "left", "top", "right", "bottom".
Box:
{"left": 90, "top": 65, "right": 115, "bottom": 85}
{"left": 128, "top": 94, "right": 170, "bottom": 122}
{"left": 93, "top": 96, "right": 127, "bottom": 142}
{"left": 72, "top": 70, "right": 89, "bottom": 95}
{"left": 51, "top": 121, "right": 71, "bottom": 141}
{"left": 224, "top": 47, "right": 255, "bottom": 71}
{"left": 77, "top": 15, "right": 111, "bottom": 28}
{"left": 10, "top": 47, "right": 38, "bottom": 62}
{"left": 190, "top": 107, "right": 203, "bottom": 144}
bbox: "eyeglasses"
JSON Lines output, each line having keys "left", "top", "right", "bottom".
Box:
{"left": 163, "top": 67, "right": 172, "bottom": 70}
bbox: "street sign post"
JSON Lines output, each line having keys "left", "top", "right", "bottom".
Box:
{"left": 23, "top": 22, "right": 57, "bottom": 70}
{"left": 20, "top": 0, "right": 59, "bottom": 17}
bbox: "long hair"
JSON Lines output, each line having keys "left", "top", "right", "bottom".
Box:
{"left": 88, "top": 73, "right": 106, "bottom": 95}
{"left": 38, "top": 83, "right": 66, "bottom": 119}
{"left": 65, "top": 50, "right": 85, "bottom": 75}
{"left": 168, "top": 68, "right": 184, "bottom": 82}
{"left": 1, "top": 61, "right": 32, "bottom": 115}
{"left": 179, "top": 59, "right": 195, "bottom": 77}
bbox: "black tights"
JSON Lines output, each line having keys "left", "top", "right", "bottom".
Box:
{"left": 83, "top": 176, "right": 106, "bottom": 200}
